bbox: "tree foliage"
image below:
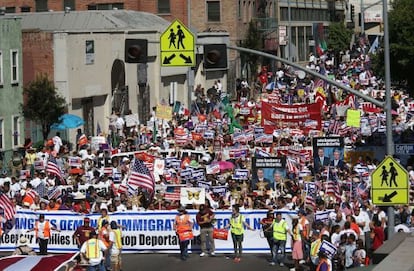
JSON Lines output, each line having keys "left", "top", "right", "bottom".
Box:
{"left": 327, "top": 22, "right": 352, "bottom": 54}
{"left": 21, "top": 74, "right": 67, "bottom": 140}
{"left": 388, "top": 0, "right": 414, "bottom": 94}
{"left": 241, "top": 21, "right": 262, "bottom": 80}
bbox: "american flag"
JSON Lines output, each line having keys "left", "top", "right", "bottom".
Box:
{"left": 286, "top": 157, "right": 299, "bottom": 175}
{"left": 164, "top": 186, "right": 182, "bottom": 201}
{"left": 117, "top": 183, "right": 128, "bottom": 194}
{"left": 325, "top": 181, "right": 341, "bottom": 203}
{"left": 47, "top": 156, "right": 65, "bottom": 184}
{"left": 0, "top": 192, "right": 16, "bottom": 220}
{"left": 128, "top": 159, "right": 155, "bottom": 193}
{"left": 103, "top": 167, "right": 113, "bottom": 176}
{"left": 47, "top": 186, "right": 61, "bottom": 200}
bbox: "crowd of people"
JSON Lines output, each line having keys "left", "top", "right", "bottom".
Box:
{"left": 0, "top": 40, "right": 414, "bottom": 271}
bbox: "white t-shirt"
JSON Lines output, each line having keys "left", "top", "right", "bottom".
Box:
{"left": 354, "top": 211, "right": 371, "bottom": 233}
{"left": 52, "top": 136, "right": 63, "bottom": 153}
{"left": 109, "top": 231, "right": 121, "bottom": 255}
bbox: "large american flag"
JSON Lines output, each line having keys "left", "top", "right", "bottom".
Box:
{"left": 46, "top": 156, "right": 65, "bottom": 184}
{"left": 128, "top": 159, "right": 155, "bottom": 192}
{"left": 0, "top": 192, "right": 16, "bottom": 220}
{"left": 0, "top": 253, "right": 76, "bottom": 270}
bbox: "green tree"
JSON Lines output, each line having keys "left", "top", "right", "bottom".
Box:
{"left": 327, "top": 22, "right": 352, "bottom": 54}
{"left": 241, "top": 21, "right": 262, "bottom": 81}
{"left": 20, "top": 74, "right": 67, "bottom": 140}
{"left": 388, "top": 0, "right": 414, "bottom": 94}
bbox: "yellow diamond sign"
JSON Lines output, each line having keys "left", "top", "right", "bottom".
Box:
{"left": 160, "top": 19, "right": 195, "bottom": 67}
{"left": 371, "top": 156, "right": 409, "bottom": 205}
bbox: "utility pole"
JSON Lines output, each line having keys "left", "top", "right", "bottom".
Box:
{"left": 360, "top": 0, "right": 365, "bottom": 34}
{"left": 382, "top": 0, "right": 395, "bottom": 239}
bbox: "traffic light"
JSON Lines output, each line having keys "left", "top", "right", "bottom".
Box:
{"left": 125, "top": 39, "right": 148, "bottom": 63}
{"left": 350, "top": 4, "right": 355, "bottom": 23}
{"left": 203, "top": 44, "right": 228, "bottom": 70}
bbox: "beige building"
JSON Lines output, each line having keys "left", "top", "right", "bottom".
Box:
{"left": 16, "top": 10, "right": 194, "bottom": 142}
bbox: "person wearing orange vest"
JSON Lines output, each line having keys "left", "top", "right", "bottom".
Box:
{"left": 27, "top": 213, "right": 60, "bottom": 255}
{"left": 80, "top": 230, "right": 107, "bottom": 271}
{"left": 316, "top": 251, "right": 332, "bottom": 271}
{"left": 98, "top": 220, "right": 111, "bottom": 270}
{"left": 173, "top": 206, "right": 193, "bottom": 261}
{"left": 109, "top": 221, "right": 123, "bottom": 271}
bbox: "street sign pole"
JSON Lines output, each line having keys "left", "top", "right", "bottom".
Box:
{"left": 382, "top": 0, "right": 395, "bottom": 238}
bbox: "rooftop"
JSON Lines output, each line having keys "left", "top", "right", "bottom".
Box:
{"left": 4, "top": 10, "right": 170, "bottom": 33}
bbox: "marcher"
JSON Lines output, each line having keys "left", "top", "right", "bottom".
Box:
{"left": 269, "top": 211, "right": 292, "bottom": 267}
{"left": 316, "top": 251, "right": 332, "bottom": 271}
{"left": 196, "top": 203, "right": 215, "bottom": 257}
{"left": 74, "top": 217, "right": 96, "bottom": 248}
{"left": 80, "top": 231, "right": 107, "bottom": 271}
{"left": 98, "top": 220, "right": 111, "bottom": 270}
{"left": 260, "top": 210, "right": 274, "bottom": 258}
{"left": 12, "top": 236, "right": 36, "bottom": 255}
{"left": 109, "top": 221, "right": 123, "bottom": 271}
{"left": 27, "top": 213, "right": 60, "bottom": 255}
{"left": 291, "top": 216, "right": 304, "bottom": 270}
{"left": 224, "top": 204, "right": 254, "bottom": 263}
{"left": 310, "top": 230, "right": 322, "bottom": 271}
{"left": 173, "top": 206, "right": 193, "bottom": 261}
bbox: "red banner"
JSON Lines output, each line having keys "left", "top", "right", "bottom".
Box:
{"left": 261, "top": 102, "right": 321, "bottom": 133}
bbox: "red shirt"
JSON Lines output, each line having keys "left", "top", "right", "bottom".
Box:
{"left": 372, "top": 226, "right": 384, "bottom": 251}
{"left": 74, "top": 225, "right": 95, "bottom": 246}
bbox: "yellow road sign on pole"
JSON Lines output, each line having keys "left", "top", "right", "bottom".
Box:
{"left": 160, "top": 19, "right": 195, "bottom": 67}
{"left": 371, "top": 156, "right": 409, "bottom": 205}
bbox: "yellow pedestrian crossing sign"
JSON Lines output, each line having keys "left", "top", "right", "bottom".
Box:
{"left": 371, "top": 156, "right": 409, "bottom": 205}
{"left": 160, "top": 19, "right": 195, "bottom": 67}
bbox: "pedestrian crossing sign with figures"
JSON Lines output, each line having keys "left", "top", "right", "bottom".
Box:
{"left": 160, "top": 19, "right": 195, "bottom": 67}
{"left": 371, "top": 156, "right": 409, "bottom": 205}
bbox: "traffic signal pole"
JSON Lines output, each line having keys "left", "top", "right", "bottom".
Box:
{"left": 228, "top": 36, "right": 395, "bottom": 235}
{"left": 227, "top": 45, "right": 384, "bottom": 107}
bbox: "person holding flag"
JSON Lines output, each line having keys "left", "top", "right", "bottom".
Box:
{"left": 127, "top": 158, "right": 155, "bottom": 207}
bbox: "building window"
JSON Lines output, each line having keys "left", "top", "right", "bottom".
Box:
{"left": 10, "top": 50, "right": 18, "bottom": 84}
{"left": 158, "top": 0, "right": 170, "bottom": 14}
{"left": 36, "top": 0, "right": 48, "bottom": 12}
{"left": 0, "top": 51, "right": 3, "bottom": 85}
{"left": 88, "top": 3, "right": 124, "bottom": 10}
{"left": 12, "top": 116, "right": 20, "bottom": 147}
{"left": 21, "top": 6, "right": 32, "bottom": 12}
{"left": 0, "top": 118, "right": 3, "bottom": 150}
{"left": 63, "top": 0, "right": 76, "bottom": 11}
{"left": 5, "top": 7, "right": 16, "bottom": 13}
{"left": 207, "top": 1, "right": 220, "bottom": 22}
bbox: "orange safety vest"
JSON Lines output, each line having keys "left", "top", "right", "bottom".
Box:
{"left": 175, "top": 214, "right": 191, "bottom": 233}
{"left": 35, "top": 221, "right": 51, "bottom": 239}
{"left": 299, "top": 217, "right": 309, "bottom": 239}
{"left": 99, "top": 227, "right": 110, "bottom": 248}
{"left": 316, "top": 258, "right": 331, "bottom": 271}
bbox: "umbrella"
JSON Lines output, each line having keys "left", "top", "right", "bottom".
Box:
{"left": 212, "top": 161, "right": 235, "bottom": 172}
{"left": 51, "top": 114, "right": 85, "bottom": 130}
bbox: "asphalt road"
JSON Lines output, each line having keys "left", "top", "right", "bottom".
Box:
{"left": 0, "top": 251, "right": 305, "bottom": 271}
{"left": 72, "top": 253, "right": 299, "bottom": 271}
